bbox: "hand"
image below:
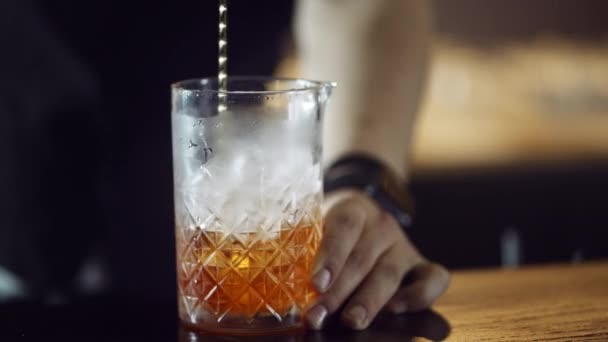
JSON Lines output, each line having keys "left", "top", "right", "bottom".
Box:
{"left": 306, "top": 190, "right": 450, "bottom": 330}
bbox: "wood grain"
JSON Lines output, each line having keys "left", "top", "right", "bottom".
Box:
{"left": 436, "top": 262, "right": 608, "bottom": 341}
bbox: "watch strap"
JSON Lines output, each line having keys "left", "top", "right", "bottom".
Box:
{"left": 324, "top": 154, "right": 414, "bottom": 229}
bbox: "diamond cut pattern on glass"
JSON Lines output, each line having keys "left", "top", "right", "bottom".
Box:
{"left": 177, "top": 199, "right": 321, "bottom": 324}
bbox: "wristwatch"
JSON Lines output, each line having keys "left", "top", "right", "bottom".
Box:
{"left": 323, "top": 154, "right": 414, "bottom": 229}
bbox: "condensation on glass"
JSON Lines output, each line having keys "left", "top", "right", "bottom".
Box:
{"left": 171, "top": 77, "right": 334, "bottom": 334}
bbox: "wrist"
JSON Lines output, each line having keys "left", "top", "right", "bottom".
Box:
{"left": 323, "top": 154, "right": 414, "bottom": 229}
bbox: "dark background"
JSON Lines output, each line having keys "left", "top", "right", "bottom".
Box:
{"left": 0, "top": 0, "right": 606, "bottom": 303}
{"left": 435, "top": 0, "right": 608, "bottom": 43}
{"left": 414, "top": 0, "right": 608, "bottom": 268}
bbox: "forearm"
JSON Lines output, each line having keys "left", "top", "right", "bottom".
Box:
{"left": 295, "top": 0, "right": 432, "bottom": 180}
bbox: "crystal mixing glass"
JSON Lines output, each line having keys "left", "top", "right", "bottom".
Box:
{"left": 171, "top": 77, "right": 334, "bottom": 334}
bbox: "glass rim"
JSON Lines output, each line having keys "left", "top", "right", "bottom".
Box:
{"left": 171, "top": 76, "right": 336, "bottom": 95}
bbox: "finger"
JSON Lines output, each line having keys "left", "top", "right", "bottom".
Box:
{"left": 320, "top": 212, "right": 399, "bottom": 315}
{"left": 312, "top": 196, "right": 367, "bottom": 293}
{"left": 386, "top": 262, "right": 450, "bottom": 313}
{"left": 306, "top": 206, "right": 390, "bottom": 330}
{"left": 340, "top": 243, "right": 409, "bottom": 330}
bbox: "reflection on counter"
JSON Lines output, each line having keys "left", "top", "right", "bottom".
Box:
{"left": 179, "top": 310, "right": 450, "bottom": 342}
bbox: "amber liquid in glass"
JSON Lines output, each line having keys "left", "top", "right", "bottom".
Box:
{"left": 176, "top": 217, "right": 321, "bottom": 333}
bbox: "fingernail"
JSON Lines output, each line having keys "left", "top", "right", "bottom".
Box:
{"left": 306, "top": 305, "right": 328, "bottom": 330}
{"left": 344, "top": 305, "right": 368, "bottom": 329}
{"left": 312, "top": 268, "right": 331, "bottom": 292}
{"left": 389, "top": 301, "right": 408, "bottom": 314}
